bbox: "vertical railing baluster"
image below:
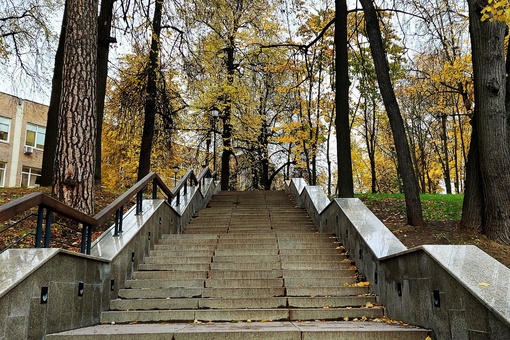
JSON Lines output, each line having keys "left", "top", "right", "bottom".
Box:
{"left": 152, "top": 178, "right": 158, "bottom": 199}
{"left": 44, "top": 210, "right": 53, "bottom": 248}
{"left": 81, "top": 224, "right": 87, "bottom": 253}
{"left": 114, "top": 209, "right": 120, "bottom": 236}
{"left": 119, "top": 205, "right": 124, "bottom": 233}
{"left": 136, "top": 191, "right": 143, "bottom": 214}
{"left": 86, "top": 225, "right": 92, "bottom": 255}
{"left": 35, "top": 206, "right": 44, "bottom": 248}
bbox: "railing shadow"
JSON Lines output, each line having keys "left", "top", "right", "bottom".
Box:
{"left": 0, "top": 167, "right": 215, "bottom": 255}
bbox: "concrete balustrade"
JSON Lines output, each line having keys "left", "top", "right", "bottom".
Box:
{"left": 286, "top": 178, "right": 510, "bottom": 339}
{"left": 0, "top": 178, "right": 218, "bottom": 339}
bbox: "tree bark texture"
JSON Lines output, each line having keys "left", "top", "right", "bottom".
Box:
{"left": 40, "top": 2, "right": 67, "bottom": 187}
{"left": 468, "top": 0, "right": 510, "bottom": 244}
{"left": 359, "top": 0, "right": 423, "bottom": 225}
{"left": 53, "top": 0, "right": 98, "bottom": 215}
{"left": 461, "top": 117, "right": 483, "bottom": 231}
{"left": 137, "top": 0, "right": 163, "bottom": 181}
{"left": 95, "top": 0, "right": 116, "bottom": 186}
{"left": 220, "top": 43, "right": 235, "bottom": 191}
{"left": 335, "top": 0, "right": 354, "bottom": 198}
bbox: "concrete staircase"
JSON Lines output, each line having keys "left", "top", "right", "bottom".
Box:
{"left": 47, "top": 191, "right": 431, "bottom": 339}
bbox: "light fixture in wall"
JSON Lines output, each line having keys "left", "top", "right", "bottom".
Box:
{"left": 40, "top": 287, "right": 49, "bottom": 304}
{"left": 433, "top": 290, "right": 441, "bottom": 307}
{"left": 78, "top": 281, "right": 84, "bottom": 297}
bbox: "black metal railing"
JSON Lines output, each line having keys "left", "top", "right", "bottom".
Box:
{"left": 0, "top": 167, "right": 215, "bottom": 255}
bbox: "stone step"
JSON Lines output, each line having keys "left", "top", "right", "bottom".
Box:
{"left": 158, "top": 238, "right": 218, "bottom": 245}
{"left": 100, "top": 307, "right": 384, "bottom": 324}
{"left": 281, "top": 261, "right": 351, "bottom": 270}
{"left": 144, "top": 256, "right": 212, "bottom": 264}
{"left": 46, "top": 321, "right": 432, "bottom": 340}
{"left": 279, "top": 248, "right": 343, "bottom": 255}
{"left": 139, "top": 263, "right": 211, "bottom": 271}
{"left": 216, "top": 243, "right": 277, "bottom": 250}
{"left": 132, "top": 270, "right": 207, "bottom": 280}
{"left": 283, "top": 269, "right": 355, "bottom": 278}
{"left": 205, "top": 278, "right": 284, "bottom": 288}
{"left": 125, "top": 278, "right": 205, "bottom": 289}
{"left": 214, "top": 249, "right": 279, "bottom": 256}
{"left": 202, "top": 287, "right": 285, "bottom": 298}
{"left": 118, "top": 287, "right": 203, "bottom": 299}
{"left": 284, "top": 276, "right": 358, "bottom": 287}
{"left": 160, "top": 234, "right": 218, "bottom": 240}
{"left": 280, "top": 254, "right": 348, "bottom": 262}
{"left": 210, "top": 262, "right": 280, "bottom": 270}
{"left": 149, "top": 250, "right": 214, "bottom": 257}
{"left": 154, "top": 244, "right": 217, "bottom": 251}
{"left": 285, "top": 286, "right": 370, "bottom": 297}
{"left": 199, "top": 297, "right": 287, "bottom": 309}
{"left": 213, "top": 255, "right": 280, "bottom": 263}
{"left": 208, "top": 270, "right": 282, "bottom": 279}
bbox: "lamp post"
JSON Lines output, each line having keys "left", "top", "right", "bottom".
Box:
{"left": 211, "top": 107, "right": 220, "bottom": 173}
{"left": 173, "top": 165, "right": 179, "bottom": 186}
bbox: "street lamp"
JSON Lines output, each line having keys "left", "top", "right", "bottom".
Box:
{"left": 211, "top": 107, "right": 220, "bottom": 173}
{"left": 173, "top": 165, "right": 179, "bottom": 186}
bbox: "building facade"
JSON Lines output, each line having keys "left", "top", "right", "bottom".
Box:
{"left": 0, "top": 92, "right": 47, "bottom": 187}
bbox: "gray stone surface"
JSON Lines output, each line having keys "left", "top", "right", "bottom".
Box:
{"left": 335, "top": 198, "right": 406, "bottom": 258}
{"left": 46, "top": 321, "right": 430, "bottom": 340}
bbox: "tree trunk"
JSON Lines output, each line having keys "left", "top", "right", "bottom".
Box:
{"left": 40, "top": 2, "right": 67, "bottom": 187}
{"left": 467, "top": 0, "right": 510, "bottom": 244}
{"left": 359, "top": 0, "right": 423, "bottom": 225}
{"left": 95, "top": 0, "right": 116, "bottom": 186}
{"left": 220, "top": 42, "right": 235, "bottom": 191}
{"left": 440, "top": 113, "right": 452, "bottom": 194}
{"left": 335, "top": 0, "right": 354, "bottom": 198}
{"left": 137, "top": 0, "right": 163, "bottom": 181}
{"left": 461, "top": 117, "right": 483, "bottom": 231}
{"left": 52, "top": 0, "right": 98, "bottom": 215}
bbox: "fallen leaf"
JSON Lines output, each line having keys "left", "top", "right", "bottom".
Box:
{"left": 366, "top": 302, "right": 374, "bottom": 308}
{"left": 479, "top": 282, "right": 491, "bottom": 287}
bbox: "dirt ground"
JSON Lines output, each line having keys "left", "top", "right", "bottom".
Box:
{"left": 361, "top": 199, "right": 510, "bottom": 269}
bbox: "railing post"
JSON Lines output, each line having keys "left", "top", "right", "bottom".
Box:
{"left": 86, "top": 226, "right": 92, "bottom": 255}
{"left": 114, "top": 208, "right": 120, "bottom": 236}
{"left": 81, "top": 224, "right": 87, "bottom": 253}
{"left": 184, "top": 180, "right": 188, "bottom": 195}
{"left": 43, "top": 210, "right": 53, "bottom": 248}
{"left": 176, "top": 188, "right": 180, "bottom": 206}
{"left": 152, "top": 178, "right": 158, "bottom": 199}
{"left": 35, "top": 206, "right": 44, "bottom": 248}
{"left": 119, "top": 205, "right": 124, "bottom": 233}
{"left": 136, "top": 191, "right": 143, "bottom": 215}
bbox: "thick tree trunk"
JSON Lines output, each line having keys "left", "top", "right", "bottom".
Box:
{"left": 137, "top": 0, "right": 163, "bottom": 181}
{"left": 40, "top": 2, "right": 67, "bottom": 187}
{"left": 467, "top": 0, "right": 510, "bottom": 244}
{"left": 95, "top": 0, "right": 116, "bottom": 186}
{"left": 335, "top": 0, "right": 354, "bottom": 198}
{"left": 359, "top": 0, "right": 423, "bottom": 225}
{"left": 461, "top": 117, "right": 483, "bottom": 231}
{"left": 52, "top": 0, "right": 98, "bottom": 215}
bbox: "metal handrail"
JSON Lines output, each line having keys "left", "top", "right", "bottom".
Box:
{"left": 0, "top": 167, "right": 216, "bottom": 255}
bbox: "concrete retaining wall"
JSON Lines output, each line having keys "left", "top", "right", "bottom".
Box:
{"left": 286, "top": 179, "right": 510, "bottom": 340}
{"left": 0, "top": 179, "right": 218, "bottom": 339}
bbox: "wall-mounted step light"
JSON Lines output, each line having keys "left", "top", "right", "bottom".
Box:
{"left": 110, "top": 279, "right": 115, "bottom": 291}
{"left": 397, "top": 282, "right": 402, "bottom": 297}
{"left": 433, "top": 290, "right": 441, "bottom": 307}
{"left": 41, "top": 287, "right": 49, "bottom": 304}
{"left": 78, "top": 281, "right": 84, "bottom": 297}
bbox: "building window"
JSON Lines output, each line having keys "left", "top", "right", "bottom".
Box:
{"left": 21, "top": 166, "right": 41, "bottom": 187}
{"left": 0, "top": 162, "right": 5, "bottom": 187}
{"left": 25, "top": 123, "right": 46, "bottom": 149}
{"left": 0, "top": 117, "right": 11, "bottom": 142}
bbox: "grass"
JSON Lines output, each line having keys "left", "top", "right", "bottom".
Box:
{"left": 356, "top": 193, "right": 463, "bottom": 221}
